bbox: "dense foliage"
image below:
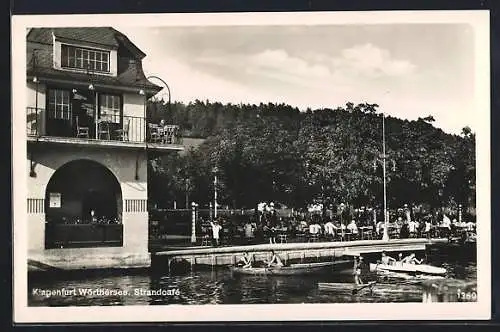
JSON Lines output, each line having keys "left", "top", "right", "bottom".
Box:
{"left": 147, "top": 100, "right": 475, "bottom": 212}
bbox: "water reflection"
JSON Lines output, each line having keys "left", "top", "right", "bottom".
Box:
{"left": 28, "top": 246, "right": 476, "bottom": 306}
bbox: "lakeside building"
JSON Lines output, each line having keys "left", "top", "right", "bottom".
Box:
{"left": 26, "top": 27, "right": 182, "bottom": 270}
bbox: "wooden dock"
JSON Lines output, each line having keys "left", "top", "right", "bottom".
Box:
{"left": 153, "top": 238, "right": 448, "bottom": 271}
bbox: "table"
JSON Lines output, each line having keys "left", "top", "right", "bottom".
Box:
{"left": 359, "top": 226, "right": 374, "bottom": 240}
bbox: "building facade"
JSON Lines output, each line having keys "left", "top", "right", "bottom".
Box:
{"left": 26, "top": 27, "right": 182, "bottom": 271}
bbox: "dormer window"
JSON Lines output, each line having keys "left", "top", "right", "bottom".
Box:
{"left": 61, "top": 44, "right": 110, "bottom": 73}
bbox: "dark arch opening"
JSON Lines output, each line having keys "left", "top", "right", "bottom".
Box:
{"left": 45, "top": 159, "right": 123, "bottom": 248}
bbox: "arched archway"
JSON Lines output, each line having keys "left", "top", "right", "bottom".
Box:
{"left": 45, "top": 159, "right": 123, "bottom": 248}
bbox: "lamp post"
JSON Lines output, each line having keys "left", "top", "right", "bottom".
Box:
{"left": 146, "top": 75, "right": 171, "bottom": 113}
{"left": 191, "top": 202, "right": 198, "bottom": 244}
{"left": 340, "top": 203, "right": 345, "bottom": 241}
{"left": 382, "top": 113, "right": 388, "bottom": 240}
{"left": 30, "top": 51, "right": 39, "bottom": 177}
{"left": 459, "top": 204, "right": 463, "bottom": 224}
{"left": 213, "top": 166, "right": 218, "bottom": 218}
{"left": 32, "top": 50, "right": 39, "bottom": 134}
{"left": 373, "top": 113, "right": 395, "bottom": 241}
{"left": 185, "top": 178, "right": 190, "bottom": 209}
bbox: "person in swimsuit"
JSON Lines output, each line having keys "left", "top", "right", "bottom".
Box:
{"left": 238, "top": 251, "right": 253, "bottom": 268}
{"left": 381, "top": 251, "right": 396, "bottom": 265}
{"left": 401, "top": 253, "right": 422, "bottom": 264}
{"left": 267, "top": 250, "right": 284, "bottom": 267}
{"left": 353, "top": 256, "right": 364, "bottom": 285}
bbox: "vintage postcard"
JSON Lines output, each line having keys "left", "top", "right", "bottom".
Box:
{"left": 12, "top": 10, "right": 490, "bottom": 322}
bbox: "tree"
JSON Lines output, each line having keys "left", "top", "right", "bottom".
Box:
{"left": 146, "top": 100, "right": 476, "bottom": 214}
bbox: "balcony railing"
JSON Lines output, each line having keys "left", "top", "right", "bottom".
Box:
{"left": 27, "top": 107, "right": 182, "bottom": 145}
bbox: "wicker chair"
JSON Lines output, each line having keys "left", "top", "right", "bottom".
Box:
{"left": 97, "top": 120, "right": 110, "bottom": 140}
{"left": 75, "top": 117, "right": 89, "bottom": 138}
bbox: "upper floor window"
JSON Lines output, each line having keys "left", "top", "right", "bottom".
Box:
{"left": 61, "top": 44, "right": 110, "bottom": 73}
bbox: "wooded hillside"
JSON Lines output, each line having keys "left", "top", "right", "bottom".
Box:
{"left": 147, "top": 100, "right": 475, "bottom": 212}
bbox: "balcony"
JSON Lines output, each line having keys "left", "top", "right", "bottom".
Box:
{"left": 27, "top": 107, "right": 183, "bottom": 151}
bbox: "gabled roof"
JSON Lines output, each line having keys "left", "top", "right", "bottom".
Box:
{"left": 27, "top": 27, "right": 146, "bottom": 58}
{"left": 27, "top": 27, "right": 160, "bottom": 95}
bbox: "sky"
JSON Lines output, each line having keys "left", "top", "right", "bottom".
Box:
{"left": 118, "top": 24, "right": 475, "bottom": 134}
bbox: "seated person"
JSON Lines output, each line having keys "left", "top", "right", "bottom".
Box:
{"left": 309, "top": 222, "right": 320, "bottom": 235}
{"left": 376, "top": 221, "right": 385, "bottom": 235}
{"left": 267, "top": 250, "right": 284, "bottom": 267}
{"left": 401, "top": 253, "right": 422, "bottom": 264}
{"left": 465, "top": 221, "right": 476, "bottom": 232}
{"left": 441, "top": 214, "right": 452, "bottom": 229}
{"left": 299, "top": 220, "right": 308, "bottom": 231}
{"left": 237, "top": 251, "right": 254, "bottom": 268}
{"left": 347, "top": 219, "right": 359, "bottom": 234}
{"left": 159, "top": 119, "right": 166, "bottom": 129}
{"left": 323, "top": 220, "right": 337, "bottom": 238}
{"left": 380, "top": 251, "right": 396, "bottom": 265}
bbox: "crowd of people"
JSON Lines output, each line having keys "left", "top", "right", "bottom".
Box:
{"left": 198, "top": 206, "right": 476, "bottom": 247}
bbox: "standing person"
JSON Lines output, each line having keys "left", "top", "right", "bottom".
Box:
{"left": 244, "top": 220, "right": 255, "bottom": 244}
{"left": 400, "top": 221, "right": 410, "bottom": 239}
{"left": 423, "top": 218, "right": 432, "bottom": 238}
{"left": 270, "top": 209, "right": 278, "bottom": 226}
{"left": 353, "top": 256, "right": 364, "bottom": 285}
{"left": 440, "top": 213, "right": 451, "bottom": 238}
{"left": 269, "top": 223, "right": 277, "bottom": 244}
{"left": 210, "top": 219, "right": 222, "bottom": 247}
{"left": 408, "top": 219, "right": 417, "bottom": 237}
{"left": 263, "top": 223, "right": 271, "bottom": 244}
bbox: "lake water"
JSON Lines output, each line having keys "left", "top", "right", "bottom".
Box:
{"left": 28, "top": 245, "right": 476, "bottom": 306}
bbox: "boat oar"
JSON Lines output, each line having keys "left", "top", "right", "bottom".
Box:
{"left": 352, "top": 281, "right": 376, "bottom": 295}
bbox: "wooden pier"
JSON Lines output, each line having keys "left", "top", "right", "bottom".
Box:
{"left": 153, "top": 238, "right": 448, "bottom": 271}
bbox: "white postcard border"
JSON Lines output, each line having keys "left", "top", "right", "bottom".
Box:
{"left": 12, "top": 10, "right": 491, "bottom": 322}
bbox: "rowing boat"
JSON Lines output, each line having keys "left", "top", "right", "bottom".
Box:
{"left": 369, "top": 262, "right": 447, "bottom": 275}
{"left": 318, "top": 281, "right": 422, "bottom": 295}
{"left": 318, "top": 281, "right": 377, "bottom": 293}
{"left": 231, "top": 260, "right": 351, "bottom": 276}
{"left": 377, "top": 270, "right": 446, "bottom": 280}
